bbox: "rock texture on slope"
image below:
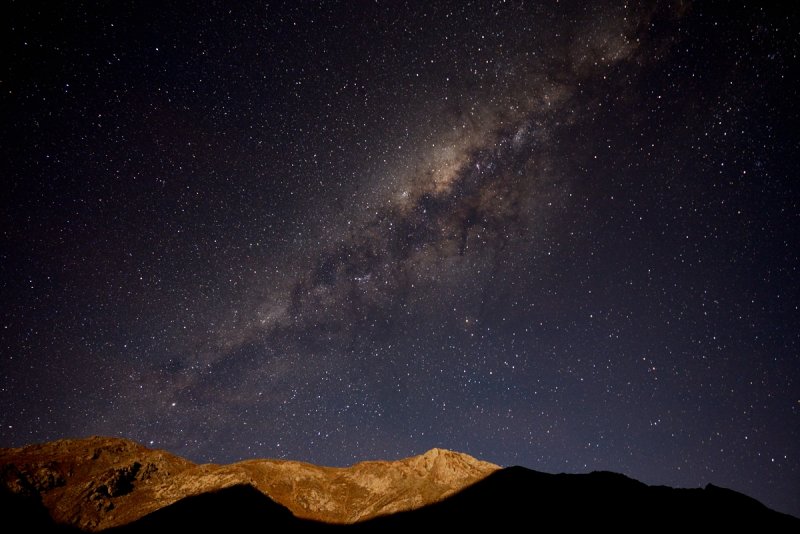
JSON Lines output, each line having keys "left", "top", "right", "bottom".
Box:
{"left": 0, "top": 436, "right": 499, "bottom": 531}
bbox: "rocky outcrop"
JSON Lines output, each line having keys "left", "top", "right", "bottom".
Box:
{"left": 0, "top": 437, "right": 499, "bottom": 530}
{"left": 1, "top": 437, "right": 194, "bottom": 530}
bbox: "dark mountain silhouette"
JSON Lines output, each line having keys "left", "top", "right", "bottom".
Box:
{"left": 1, "top": 484, "right": 79, "bottom": 533}
{"left": 107, "top": 484, "right": 322, "bottom": 533}
{"left": 93, "top": 469, "right": 800, "bottom": 533}
{"left": 354, "top": 467, "right": 800, "bottom": 531}
{"left": 2, "top": 437, "right": 797, "bottom": 532}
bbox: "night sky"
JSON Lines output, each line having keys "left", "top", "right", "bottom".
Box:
{"left": 2, "top": 0, "right": 799, "bottom": 517}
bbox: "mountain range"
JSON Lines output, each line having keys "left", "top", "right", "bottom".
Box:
{"left": 1, "top": 436, "right": 797, "bottom": 531}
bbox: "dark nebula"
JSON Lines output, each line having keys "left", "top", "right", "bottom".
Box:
{"left": 2, "top": 0, "right": 798, "bottom": 518}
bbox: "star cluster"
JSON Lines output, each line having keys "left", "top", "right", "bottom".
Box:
{"left": 2, "top": 0, "right": 798, "bottom": 517}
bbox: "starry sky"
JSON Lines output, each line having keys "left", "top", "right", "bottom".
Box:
{"left": 2, "top": 0, "right": 799, "bottom": 517}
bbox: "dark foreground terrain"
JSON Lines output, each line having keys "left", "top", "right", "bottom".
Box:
{"left": 5, "top": 466, "right": 797, "bottom": 532}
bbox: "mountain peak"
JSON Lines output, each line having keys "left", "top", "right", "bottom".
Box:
{"left": 419, "top": 447, "right": 488, "bottom": 463}
{"left": 421, "top": 447, "right": 459, "bottom": 458}
{"left": 405, "top": 448, "right": 499, "bottom": 485}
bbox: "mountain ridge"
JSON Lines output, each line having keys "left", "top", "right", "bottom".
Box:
{"left": 0, "top": 436, "right": 498, "bottom": 530}
{"left": 2, "top": 436, "right": 798, "bottom": 531}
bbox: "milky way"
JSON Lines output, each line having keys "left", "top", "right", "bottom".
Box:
{"left": 2, "top": 1, "right": 798, "bottom": 517}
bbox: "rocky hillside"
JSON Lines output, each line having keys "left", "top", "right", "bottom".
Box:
{"left": 0, "top": 436, "right": 499, "bottom": 531}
